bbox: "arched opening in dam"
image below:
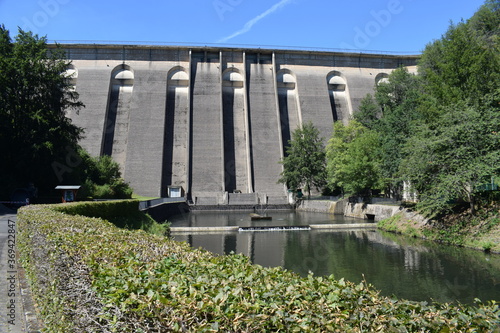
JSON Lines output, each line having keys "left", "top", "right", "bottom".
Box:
{"left": 375, "top": 72, "right": 390, "bottom": 85}
{"left": 327, "top": 71, "right": 351, "bottom": 124}
{"left": 102, "top": 64, "right": 134, "bottom": 174}
{"left": 277, "top": 69, "right": 301, "bottom": 156}
{"left": 63, "top": 64, "right": 78, "bottom": 118}
{"left": 162, "top": 67, "right": 190, "bottom": 198}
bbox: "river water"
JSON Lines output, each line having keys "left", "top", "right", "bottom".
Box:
{"left": 169, "top": 210, "right": 500, "bottom": 305}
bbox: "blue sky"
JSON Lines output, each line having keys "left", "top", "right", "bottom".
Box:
{"left": 0, "top": 0, "right": 486, "bottom": 54}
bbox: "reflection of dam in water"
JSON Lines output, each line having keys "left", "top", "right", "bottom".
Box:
{"left": 62, "top": 44, "right": 417, "bottom": 202}
{"left": 170, "top": 211, "right": 500, "bottom": 304}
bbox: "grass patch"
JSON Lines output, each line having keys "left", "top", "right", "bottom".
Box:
{"left": 377, "top": 213, "right": 425, "bottom": 238}
{"left": 132, "top": 193, "right": 160, "bottom": 201}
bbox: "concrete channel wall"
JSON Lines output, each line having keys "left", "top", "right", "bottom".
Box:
{"left": 298, "top": 199, "right": 405, "bottom": 222}
{"left": 297, "top": 199, "right": 346, "bottom": 215}
{"left": 343, "top": 203, "right": 403, "bottom": 221}
{"left": 60, "top": 44, "right": 418, "bottom": 201}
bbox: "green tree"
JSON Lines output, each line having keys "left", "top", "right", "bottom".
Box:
{"left": 278, "top": 121, "right": 327, "bottom": 198}
{"left": 354, "top": 94, "right": 380, "bottom": 130}
{"left": 354, "top": 68, "right": 429, "bottom": 198}
{"left": 0, "top": 27, "right": 83, "bottom": 198}
{"left": 418, "top": 1, "right": 500, "bottom": 106}
{"left": 401, "top": 95, "right": 500, "bottom": 216}
{"left": 399, "top": 1, "right": 500, "bottom": 216}
{"left": 326, "top": 120, "right": 382, "bottom": 197}
{"left": 0, "top": 27, "right": 134, "bottom": 200}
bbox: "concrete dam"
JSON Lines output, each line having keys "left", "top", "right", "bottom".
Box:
{"left": 61, "top": 44, "right": 418, "bottom": 204}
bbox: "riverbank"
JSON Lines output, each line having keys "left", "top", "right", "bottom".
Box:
{"left": 298, "top": 199, "right": 500, "bottom": 254}
{"left": 378, "top": 207, "right": 500, "bottom": 254}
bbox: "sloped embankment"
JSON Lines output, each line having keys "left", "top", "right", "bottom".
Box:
{"left": 17, "top": 202, "right": 500, "bottom": 332}
{"left": 378, "top": 208, "right": 500, "bottom": 254}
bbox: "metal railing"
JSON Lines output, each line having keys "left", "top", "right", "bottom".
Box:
{"left": 48, "top": 40, "right": 421, "bottom": 56}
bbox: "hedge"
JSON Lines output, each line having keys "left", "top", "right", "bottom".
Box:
{"left": 52, "top": 200, "right": 169, "bottom": 236}
{"left": 17, "top": 203, "right": 500, "bottom": 332}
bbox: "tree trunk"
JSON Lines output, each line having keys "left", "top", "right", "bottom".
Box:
{"left": 470, "top": 195, "right": 476, "bottom": 215}
{"left": 466, "top": 187, "right": 476, "bottom": 215}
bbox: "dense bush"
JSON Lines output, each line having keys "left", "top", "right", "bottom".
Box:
{"left": 18, "top": 204, "right": 500, "bottom": 332}
{"left": 53, "top": 200, "right": 169, "bottom": 235}
{"left": 75, "top": 153, "right": 134, "bottom": 200}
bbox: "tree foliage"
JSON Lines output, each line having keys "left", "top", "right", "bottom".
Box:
{"left": 278, "top": 121, "right": 326, "bottom": 197}
{"left": 78, "top": 152, "right": 133, "bottom": 199}
{"left": 326, "top": 120, "right": 382, "bottom": 197}
{"left": 348, "top": 0, "right": 500, "bottom": 216}
{"left": 0, "top": 27, "right": 133, "bottom": 200}
{"left": 354, "top": 68, "right": 429, "bottom": 198}
{"left": 418, "top": 1, "right": 500, "bottom": 106}
{"left": 402, "top": 1, "right": 500, "bottom": 216}
{"left": 401, "top": 97, "right": 500, "bottom": 216}
{"left": 0, "top": 26, "right": 83, "bottom": 197}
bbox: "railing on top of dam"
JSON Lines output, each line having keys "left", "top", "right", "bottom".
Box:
{"left": 47, "top": 40, "right": 421, "bottom": 56}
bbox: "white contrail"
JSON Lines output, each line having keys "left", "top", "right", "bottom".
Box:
{"left": 217, "top": 0, "right": 294, "bottom": 43}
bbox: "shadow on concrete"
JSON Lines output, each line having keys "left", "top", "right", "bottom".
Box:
{"left": 0, "top": 204, "right": 16, "bottom": 216}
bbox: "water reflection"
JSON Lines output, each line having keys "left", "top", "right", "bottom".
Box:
{"left": 170, "top": 212, "right": 500, "bottom": 304}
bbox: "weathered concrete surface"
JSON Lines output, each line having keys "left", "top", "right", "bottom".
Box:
{"left": 144, "top": 201, "right": 190, "bottom": 222}
{"left": 298, "top": 199, "right": 425, "bottom": 224}
{"left": 61, "top": 44, "right": 418, "bottom": 200}
{"left": 170, "top": 226, "right": 239, "bottom": 233}
{"left": 190, "top": 57, "right": 224, "bottom": 201}
{"left": 309, "top": 223, "right": 377, "bottom": 229}
{"left": 297, "top": 199, "right": 346, "bottom": 215}
{"left": 247, "top": 57, "right": 285, "bottom": 199}
{"left": 344, "top": 202, "right": 403, "bottom": 221}
{"left": 123, "top": 64, "right": 168, "bottom": 197}
{"left": 228, "top": 193, "right": 258, "bottom": 205}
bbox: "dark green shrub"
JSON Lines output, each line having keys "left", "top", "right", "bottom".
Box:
{"left": 53, "top": 200, "right": 169, "bottom": 236}
{"left": 68, "top": 150, "right": 133, "bottom": 200}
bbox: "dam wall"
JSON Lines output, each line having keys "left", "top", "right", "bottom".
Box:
{"left": 61, "top": 44, "right": 418, "bottom": 202}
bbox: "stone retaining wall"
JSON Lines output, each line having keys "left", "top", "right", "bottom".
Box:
{"left": 298, "top": 199, "right": 425, "bottom": 224}
{"left": 344, "top": 203, "right": 402, "bottom": 221}
{"left": 297, "top": 199, "right": 346, "bottom": 214}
